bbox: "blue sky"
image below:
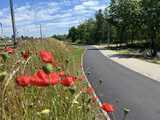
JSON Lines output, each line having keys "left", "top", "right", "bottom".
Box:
{"left": 0, "top": 0, "right": 109, "bottom": 37}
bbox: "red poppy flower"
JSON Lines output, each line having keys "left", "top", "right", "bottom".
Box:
{"left": 4, "top": 47, "right": 13, "bottom": 54}
{"left": 58, "top": 71, "right": 65, "bottom": 77}
{"left": 39, "top": 50, "right": 54, "bottom": 64}
{"left": 21, "top": 50, "right": 29, "bottom": 60}
{"left": 16, "top": 75, "right": 31, "bottom": 87}
{"left": 101, "top": 102, "right": 114, "bottom": 112}
{"left": 48, "top": 72, "right": 59, "bottom": 86}
{"left": 86, "top": 87, "right": 94, "bottom": 95}
{"left": 61, "top": 76, "right": 74, "bottom": 87}
{"left": 68, "top": 75, "right": 77, "bottom": 81}
{"left": 31, "top": 70, "right": 49, "bottom": 87}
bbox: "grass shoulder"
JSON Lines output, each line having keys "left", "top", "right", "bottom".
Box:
{"left": 0, "top": 38, "right": 104, "bottom": 120}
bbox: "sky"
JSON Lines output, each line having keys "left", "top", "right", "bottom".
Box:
{"left": 0, "top": 0, "right": 109, "bottom": 37}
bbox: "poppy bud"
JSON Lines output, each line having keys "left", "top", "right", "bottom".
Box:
{"left": 43, "top": 64, "right": 53, "bottom": 73}
{"left": 2, "top": 53, "right": 10, "bottom": 62}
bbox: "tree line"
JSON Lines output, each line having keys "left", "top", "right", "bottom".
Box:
{"left": 67, "top": 0, "right": 160, "bottom": 57}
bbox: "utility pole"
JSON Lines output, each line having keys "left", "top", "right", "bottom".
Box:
{"left": 0, "top": 23, "right": 3, "bottom": 38}
{"left": 107, "top": 23, "right": 110, "bottom": 46}
{"left": 9, "top": 0, "right": 17, "bottom": 47}
{"left": 39, "top": 24, "right": 43, "bottom": 40}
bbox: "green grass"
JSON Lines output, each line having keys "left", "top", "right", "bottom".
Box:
{"left": 116, "top": 49, "right": 130, "bottom": 54}
{"left": 145, "top": 58, "right": 160, "bottom": 64}
{"left": 0, "top": 38, "right": 99, "bottom": 120}
{"left": 114, "top": 48, "right": 160, "bottom": 64}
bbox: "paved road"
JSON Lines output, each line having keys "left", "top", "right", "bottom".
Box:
{"left": 83, "top": 46, "right": 160, "bottom": 120}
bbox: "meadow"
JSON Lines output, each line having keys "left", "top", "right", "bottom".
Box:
{"left": 0, "top": 38, "right": 102, "bottom": 120}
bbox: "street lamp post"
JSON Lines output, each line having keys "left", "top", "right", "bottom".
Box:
{"left": 9, "top": 0, "right": 17, "bottom": 47}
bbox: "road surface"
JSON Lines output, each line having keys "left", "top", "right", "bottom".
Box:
{"left": 83, "top": 46, "right": 160, "bottom": 120}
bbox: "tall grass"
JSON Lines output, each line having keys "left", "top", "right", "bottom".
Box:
{"left": 0, "top": 38, "right": 99, "bottom": 120}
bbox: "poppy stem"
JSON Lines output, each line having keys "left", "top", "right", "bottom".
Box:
{"left": 21, "top": 56, "right": 32, "bottom": 74}
{"left": 122, "top": 107, "right": 130, "bottom": 120}
{"left": 2, "top": 66, "right": 20, "bottom": 119}
{"left": 66, "top": 91, "right": 82, "bottom": 119}
{"left": 110, "top": 112, "right": 117, "bottom": 120}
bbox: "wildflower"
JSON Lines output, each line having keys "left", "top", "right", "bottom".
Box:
{"left": 16, "top": 75, "right": 31, "bottom": 87}
{"left": 4, "top": 47, "right": 13, "bottom": 54}
{"left": 42, "top": 64, "right": 53, "bottom": 73}
{"left": 39, "top": 50, "right": 54, "bottom": 64}
{"left": 48, "top": 72, "right": 59, "bottom": 86}
{"left": 69, "top": 75, "right": 77, "bottom": 81}
{"left": 86, "top": 86, "right": 94, "bottom": 95}
{"left": 31, "top": 70, "right": 49, "bottom": 87}
{"left": 21, "top": 50, "right": 29, "bottom": 60}
{"left": 61, "top": 76, "right": 74, "bottom": 87}
{"left": 58, "top": 71, "right": 65, "bottom": 77}
{"left": 101, "top": 102, "right": 114, "bottom": 112}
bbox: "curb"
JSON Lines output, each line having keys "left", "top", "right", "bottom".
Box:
{"left": 81, "top": 48, "right": 111, "bottom": 120}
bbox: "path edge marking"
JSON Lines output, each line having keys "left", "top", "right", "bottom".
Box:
{"left": 81, "top": 48, "right": 111, "bottom": 120}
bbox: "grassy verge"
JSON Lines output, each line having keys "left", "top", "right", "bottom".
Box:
{"left": 110, "top": 48, "right": 160, "bottom": 64}
{"left": 0, "top": 38, "right": 101, "bottom": 120}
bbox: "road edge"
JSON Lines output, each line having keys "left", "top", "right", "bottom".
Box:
{"left": 81, "top": 48, "right": 111, "bottom": 120}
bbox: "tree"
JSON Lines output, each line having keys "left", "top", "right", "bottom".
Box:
{"left": 141, "top": 0, "right": 160, "bottom": 57}
{"left": 95, "top": 9, "right": 105, "bottom": 43}
{"left": 67, "top": 0, "right": 160, "bottom": 56}
{"left": 109, "top": 0, "right": 142, "bottom": 44}
{"left": 67, "top": 27, "right": 78, "bottom": 42}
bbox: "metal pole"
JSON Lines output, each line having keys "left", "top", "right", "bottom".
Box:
{"left": 9, "top": 0, "right": 16, "bottom": 47}
{"left": 107, "top": 23, "right": 110, "bottom": 46}
{"left": 40, "top": 24, "right": 43, "bottom": 40}
{"left": 0, "top": 23, "right": 3, "bottom": 38}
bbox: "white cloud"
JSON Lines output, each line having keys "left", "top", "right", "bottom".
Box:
{"left": 83, "top": 1, "right": 99, "bottom": 6}
{"left": 74, "top": 0, "right": 106, "bottom": 11}
{"left": 0, "top": 0, "right": 107, "bottom": 37}
{"left": 0, "top": 11, "right": 2, "bottom": 16}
